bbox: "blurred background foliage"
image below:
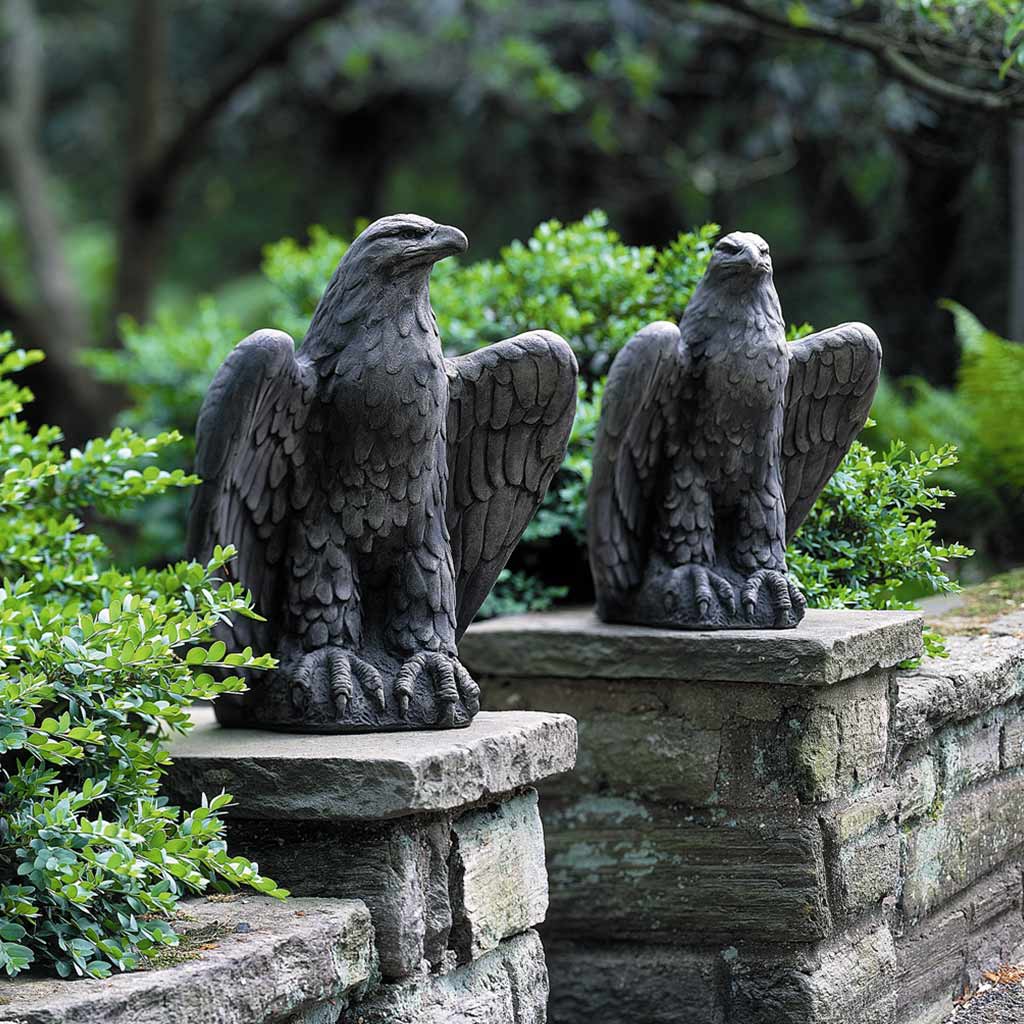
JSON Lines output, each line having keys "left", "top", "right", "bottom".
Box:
{"left": 2, "top": 0, "right": 1024, "bottom": 602}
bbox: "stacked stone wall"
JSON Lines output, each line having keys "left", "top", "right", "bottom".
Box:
{"left": 462, "top": 609, "right": 1024, "bottom": 1024}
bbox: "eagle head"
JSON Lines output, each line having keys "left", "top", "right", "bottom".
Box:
{"left": 305, "top": 214, "right": 469, "bottom": 347}
{"left": 707, "top": 231, "right": 773, "bottom": 283}
{"left": 345, "top": 214, "right": 468, "bottom": 277}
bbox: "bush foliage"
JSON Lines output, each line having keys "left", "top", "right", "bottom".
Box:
{"left": 0, "top": 336, "right": 284, "bottom": 979}
{"left": 871, "top": 302, "right": 1024, "bottom": 562}
{"left": 87, "top": 212, "right": 968, "bottom": 630}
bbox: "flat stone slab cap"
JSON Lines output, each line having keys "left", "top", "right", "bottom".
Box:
{"left": 164, "top": 707, "right": 577, "bottom": 821}
{"left": 0, "top": 895, "right": 373, "bottom": 1024}
{"left": 460, "top": 607, "right": 922, "bottom": 686}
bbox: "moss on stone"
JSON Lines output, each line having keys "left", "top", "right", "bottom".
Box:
{"left": 139, "top": 921, "right": 234, "bottom": 971}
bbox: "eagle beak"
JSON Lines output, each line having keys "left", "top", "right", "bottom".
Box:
{"left": 428, "top": 224, "right": 469, "bottom": 258}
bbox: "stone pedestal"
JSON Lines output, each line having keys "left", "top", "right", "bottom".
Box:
{"left": 461, "top": 608, "right": 1024, "bottom": 1024}
{"left": 163, "top": 708, "right": 577, "bottom": 1023}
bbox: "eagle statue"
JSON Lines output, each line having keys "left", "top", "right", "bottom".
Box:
{"left": 587, "top": 230, "right": 881, "bottom": 631}
{"left": 187, "top": 214, "right": 578, "bottom": 732}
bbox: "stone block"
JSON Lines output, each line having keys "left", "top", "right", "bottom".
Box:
{"left": 937, "top": 715, "right": 1002, "bottom": 794}
{"left": 166, "top": 707, "right": 576, "bottom": 822}
{"left": 902, "top": 773, "right": 1024, "bottom": 919}
{"left": 225, "top": 818, "right": 451, "bottom": 979}
{"left": 1001, "top": 703, "right": 1024, "bottom": 769}
{"left": 821, "top": 790, "right": 900, "bottom": 920}
{"left": 0, "top": 896, "right": 375, "bottom": 1024}
{"left": 727, "top": 922, "right": 897, "bottom": 1024}
{"left": 832, "top": 827, "right": 900, "bottom": 921}
{"left": 542, "top": 796, "right": 832, "bottom": 943}
{"left": 462, "top": 607, "right": 922, "bottom": 687}
{"left": 894, "top": 635, "right": 1024, "bottom": 746}
{"left": 543, "top": 941, "right": 725, "bottom": 1024}
{"left": 895, "top": 751, "right": 938, "bottom": 823}
{"left": 341, "top": 930, "right": 547, "bottom": 1024}
{"left": 449, "top": 790, "right": 548, "bottom": 962}
{"left": 787, "top": 674, "right": 890, "bottom": 802}
{"left": 896, "top": 862, "right": 1024, "bottom": 1024}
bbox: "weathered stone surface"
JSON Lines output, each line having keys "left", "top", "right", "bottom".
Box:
{"left": 897, "top": 863, "right": 1024, "bottom": 1024}
{"left": 788, "top": 675, "right": 890, "bottom": 801}
{"left": 937, "top": 715, "right": 1001, "bottom": 792}
{"left": 903, "top": 773, "right": 1024, "bottom": 919}
{"left": 543, "top": 941, "right": 725, "bottom": 1024}
{"left": 0, "top": 896, "right": 374, "bottom": 1024}
{"left": 225, "top": 817, "right": 450, "bottom": 979}
{"left": 542, "top": 796, "right": 832, "bottom": 943}
{"left": 896, "top": 750, "right": 938, "bottom": 822}
{"left": 462, "top": 607, "right": 921, "bottom": 686}
{"left": 165, "top": 706, "right": 577, "bottom": 821}
{"left": 894, "top": 635, "right": 1024, "bottom": 745}
{"left": 1001, "top": 703, "right": 1024, "bottom": 768}
{"left": 450, "top": 790, "right": 548, "bottom": 962}
{"left": 341, "top": 930, "right": 547, "bottom": 1024}
{"left": 727, "top": 922, "right": 897, "bottom": 1024}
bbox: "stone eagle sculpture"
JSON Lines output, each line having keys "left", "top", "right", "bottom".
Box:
{"left": 588, "top": 230, "right": 881, "bottom": 631}
{"left": 187, "top": 214, "right": 578, "bottom": 732}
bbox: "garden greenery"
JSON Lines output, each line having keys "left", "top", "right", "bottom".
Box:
{"left": 86, "top": 211, "right": 968, "bottom": 639}
{"left": 871, "top": 302, "right": 1024, "bottom": 562}
{"left": 0, "top": 335, "right": 284, "bottom": 979}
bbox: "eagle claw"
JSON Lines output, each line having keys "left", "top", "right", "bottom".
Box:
{"left": 667, "top": 564, "right": 736, "bottom": 625}
{"left": 395, "top": 651, "right": 480, "bottom": 727}
{"left": 741, "top": 570, "right": 806, "bottom": 628}
{"left": 287, "top": 647, "right": 385, "bottom": 719}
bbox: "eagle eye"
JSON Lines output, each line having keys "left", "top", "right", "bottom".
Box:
{"left": 395, "top": 226, "right": 426, "bottom": 241}
{"left": 717, "top": 240, "right": 741, "bottom": 255}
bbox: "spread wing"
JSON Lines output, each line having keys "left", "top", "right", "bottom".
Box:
{"left": 783, "top": 322, "right": 882, "bottom": 541}
{"left": 587, "top": 322, "right": 690, "bottom": 612}
{"left": 186, "top": 329, "right": 315, "bottom": 651}
{"left": 445, "top": 331, "right": 578, "bottom": 638}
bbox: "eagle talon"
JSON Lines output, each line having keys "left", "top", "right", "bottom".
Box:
{"left": 395, "top": 651, "right": 477, "bottom": 725}
{"left": 741, "top": 569, "right": 804, "bottom": 628}
{"left": 281, "top": 646, "right": 384, "bottom": 719}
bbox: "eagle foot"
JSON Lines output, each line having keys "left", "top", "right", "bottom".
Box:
{"left": 288, "top": 646, "right": 386, "bottom": 719}
{"left": 741, "top": 570, "right": 807, "bottom": 628}
{"left": 665, "top": 564, "right": 736, "bottom": 624}
{"left": 395, "top": 652, "right": 481, "bottom": 728}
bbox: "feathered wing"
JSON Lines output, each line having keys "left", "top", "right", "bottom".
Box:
{"left": 587, "top": 321, "right": 690, "bottom": 610}
{"left": 782, "top": 322, "right": 882, "bottom": 541}
{"left": 186, "top": 329, "right": 315, "bottom": 652}
{"left": 445, "top": 331, "right": 578, "bottom": 638}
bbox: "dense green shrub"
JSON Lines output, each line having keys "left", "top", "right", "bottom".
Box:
{"left": 0, "top": 336, "right": 284, "bottom": 979}
{"left": 86, "top": 212, "right": 968, "bottom": 626}
{"left": 871, "top": 302, "right": 1024, "bottom": 561}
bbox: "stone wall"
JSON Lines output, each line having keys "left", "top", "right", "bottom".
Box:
{"left": 461, "top": 608, "right": 1024, "bottom": 1024}
{"left": 5, "top": 710, "right": 576, "bottom": 1024}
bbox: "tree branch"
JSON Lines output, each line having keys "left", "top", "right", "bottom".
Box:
{"left": 139, "top": 0, "right": 350, "bottom": 209}
{"left": 113, "top": 0, "right": 351, "bottom": 323}
{"left": 686, "top": 0, "right": 1024, "bottom": 116}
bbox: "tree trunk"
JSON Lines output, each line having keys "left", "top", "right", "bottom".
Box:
{"left": 0, "top": 0, "right": 112, "bottom": 442}
{"left": 112, "top": 0, "right": 169, "bottom": 329}
{"left": 1010, "top": 120, "right": 1024, "bottom": 342}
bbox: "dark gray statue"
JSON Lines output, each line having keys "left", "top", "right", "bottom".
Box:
{"left": 588, "top": 230, "right": 881, "bottom": 630}
{"left": 187, "top": 214, "right": 577, "bottom": 732}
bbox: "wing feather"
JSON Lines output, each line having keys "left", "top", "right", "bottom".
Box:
{"left": 446, "top": 331, "right": 578, "bottom": 637}
{"left": 783, "top": 322, "right": 882, "bottom": 541}
{"left": 587, "top": 321, "right": 689, "bottom": 611}
{"left": 186, "top": 329, "right": 312, "bottom": 652}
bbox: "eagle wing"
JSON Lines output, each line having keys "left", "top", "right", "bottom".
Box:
{"left": 783, "top": 322, "right": 882, "bottom": 541}
{"left": 445, "top": 331, "right": 578, "bottom": 638}
{"left": 587, "top": 321, "right": 690, "bottom": 609}
{"left": 186, "top": 329, "right": 315, "bottom": 651}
